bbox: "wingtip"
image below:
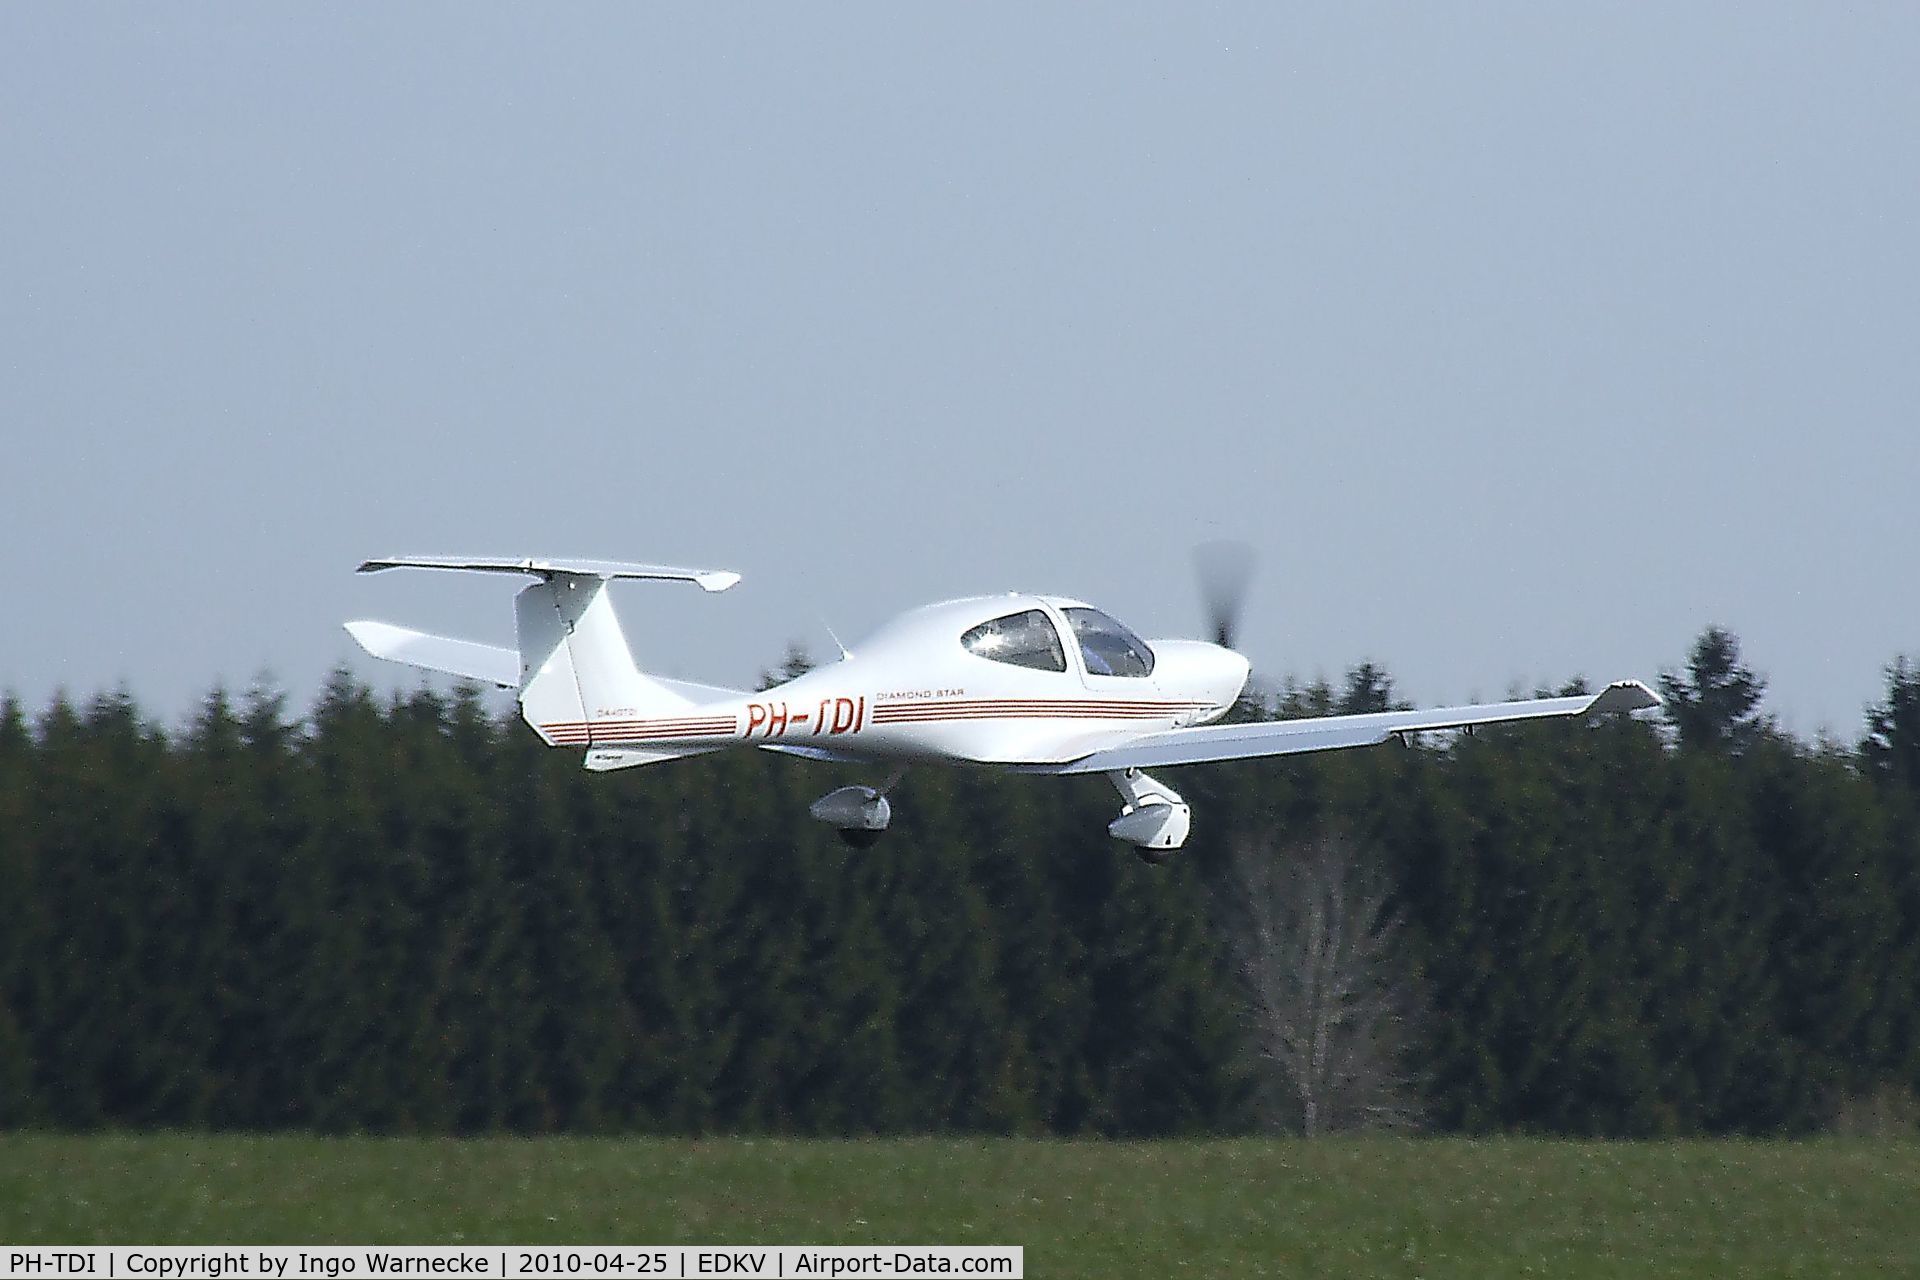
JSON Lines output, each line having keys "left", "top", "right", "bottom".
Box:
{"left": 1591, "top": 679, "right": 1663, "bottom": 714}
{"left": 342, "top": 619, "right": 385, "bottom": 654}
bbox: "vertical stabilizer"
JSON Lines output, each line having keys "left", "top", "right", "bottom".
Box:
{"left": 514, "top": 573, "right": 695, "bottom": 744}
{"left": 349, "top": 555, "right": 742, "bottom": 754}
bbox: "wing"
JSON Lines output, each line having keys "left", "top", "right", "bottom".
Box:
{"left": 1017, "top": 679, "right": 1661, "bottom": 775}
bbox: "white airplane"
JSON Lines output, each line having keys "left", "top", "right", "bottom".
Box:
{"left": 346, "top": 555, "right": 1659, "bottom": 862}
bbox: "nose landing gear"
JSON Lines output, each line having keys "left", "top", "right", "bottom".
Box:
{"left": 1106, "top": 768, "right": 1190, "bottom": 863}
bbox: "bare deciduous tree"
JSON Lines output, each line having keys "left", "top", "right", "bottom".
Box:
{"left": 1211, "top": 829, "right": 1423, "bottom": 1135}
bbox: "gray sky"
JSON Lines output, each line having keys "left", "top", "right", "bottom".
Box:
{"left": 4, "top": 5, "right": 1916, "bottom": 740}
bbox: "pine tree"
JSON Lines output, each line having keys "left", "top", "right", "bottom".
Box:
{"left": 1337, "top": 662, "right": 1408, "bottom": 715}
{"left": 757, "top": 642, "right": 816, "bottom": 691}
{"left": 1661, "top": 626, "right": 1773, "bottom": 754}
{"left": 1863, "top": 657, "right": 1920, "bottom": 792}
{"left": 1748, "top": 740, "right": 1907, "bottom": 1127}
{"left": 0, "top": 695, "right": 40, "bottom": 1123}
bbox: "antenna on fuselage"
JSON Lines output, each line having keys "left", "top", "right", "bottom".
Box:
{"left": 820, "top": 616, "right": 852, "bottom": 661}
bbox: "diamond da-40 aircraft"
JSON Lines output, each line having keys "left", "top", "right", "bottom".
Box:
{"left": 346, "top": 552, "right": 1659, "bottom": 861}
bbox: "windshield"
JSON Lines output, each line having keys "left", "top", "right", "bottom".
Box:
{"left": 960, "top": 609, "right": 1068, "bottom": 673}
{"left": 1065, "top": 607, "right": 1155, "bottom": 678}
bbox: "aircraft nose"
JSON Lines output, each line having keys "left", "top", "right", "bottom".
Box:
{"left": 1150, "top": 639, "right": 1251, "bottom": 719}
{"left": 1216, "top": 645, "right": 1252, "bottom": 708}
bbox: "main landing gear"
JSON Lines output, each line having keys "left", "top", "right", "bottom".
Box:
{"left": 809, "top": 768, "right": 907, "bottom": 848}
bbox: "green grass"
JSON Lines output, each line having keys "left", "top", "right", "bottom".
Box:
{"left": 3, "top": 1135, "right": 1918, "bottom": 1277}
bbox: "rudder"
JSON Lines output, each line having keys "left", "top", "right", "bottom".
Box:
{"left": 515, "top": 573, "right": 696, "bottom": 745}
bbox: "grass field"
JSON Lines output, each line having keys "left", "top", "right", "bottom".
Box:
{"left": 3, "top": 1135, "right": 1918, "bottom": 1277}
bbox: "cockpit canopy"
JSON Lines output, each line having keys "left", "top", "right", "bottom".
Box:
{"left": 959, "top": 605, "right": 1155, "bottom": 678}
{"left": 1064, "top": 607, "right": 1154, "bottom": 677}
{"left": 960, "top": 608, "right": 1066, "bottom": 672}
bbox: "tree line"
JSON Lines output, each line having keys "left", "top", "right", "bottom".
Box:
{"left": 1, "top": 626, "right": 1917, "bottom": 1137}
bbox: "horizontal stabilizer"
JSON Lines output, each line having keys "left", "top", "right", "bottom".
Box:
{"left": 345, "top": 621, "right": 518, "bottom": 689}
{"left": 357, "top": 556, "right": 740, "bottom": 592}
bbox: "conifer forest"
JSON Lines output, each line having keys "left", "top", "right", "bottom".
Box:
{"left": 4, "top": 627, "right": 1918, "bottom": 1139}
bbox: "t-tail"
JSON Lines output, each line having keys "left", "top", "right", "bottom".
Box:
{"left": 345, "top": 556, "right": 745, "bottom": 770}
